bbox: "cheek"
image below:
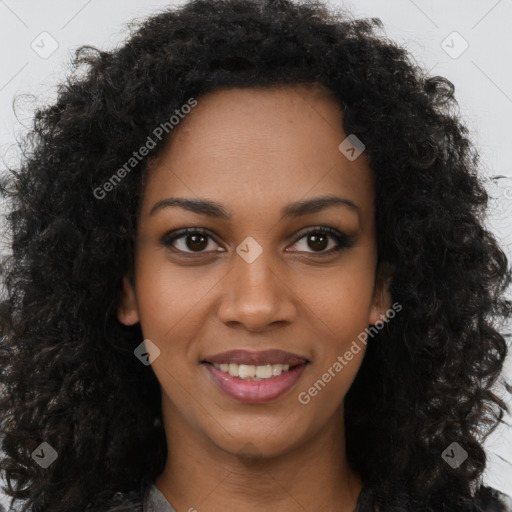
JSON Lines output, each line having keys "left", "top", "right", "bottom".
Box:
{"left": 133, "top": 255, "right": 214, "bottom": 341}
{"left": 295, "top": 261, "right": 376, "bottom": 339}
{"left": 293, "top": 258, "right": 374, "bottom": 399}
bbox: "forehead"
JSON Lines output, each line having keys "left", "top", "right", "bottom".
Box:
{"left": 142, "top": 85, "right": 375, "bottom": 226}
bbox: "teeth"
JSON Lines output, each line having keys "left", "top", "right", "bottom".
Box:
{"left": 213, "top": 362, "right": 292, "bottom": 380}
{"left": 256, "top": 365, "right": 273, "bottom": 379}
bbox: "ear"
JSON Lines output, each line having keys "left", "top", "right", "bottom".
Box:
{"left": 368, "top": 261, "right": 394, "bottom": 325}
{"left": 117, "top": 276, "right": 140, "bottom": 326}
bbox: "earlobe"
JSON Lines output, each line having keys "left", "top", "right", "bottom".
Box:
{"left": 117, "top": 276, "right": 140, "bottom": 326}
{"left": 369, "top": 262, "right": 394, "bottom": 326}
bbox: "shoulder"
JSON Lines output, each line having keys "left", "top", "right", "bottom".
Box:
{"left": 14, "top": 490, "right": 145, "bottom": 512}
{"left": 6, "top": 481, "right": 152, "bottom": 512}
{"left": 472, "top": 485, "right": 512, "bottom": 512}
{"left": 82, "top": 486, "right": 145, "bottom": 512}
{"left": 101, "top": 489, "right": 144, "bottom": 512}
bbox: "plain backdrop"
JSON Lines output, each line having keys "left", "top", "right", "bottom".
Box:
{"left": 1, "top": 0, "right": 511, "bottom": 508}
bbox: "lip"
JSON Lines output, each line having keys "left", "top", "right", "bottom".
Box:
{"left": 201, "top": 349, "right": 309, "bottom": 366}
{"left": 203, "top": 362, "right": 308, "bottom": 404}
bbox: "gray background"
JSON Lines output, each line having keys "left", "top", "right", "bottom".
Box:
{"left": 1, "top": 0, "right": 511, "bottom": 508}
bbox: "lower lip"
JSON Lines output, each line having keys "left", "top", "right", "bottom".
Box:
{"left": 203, "top": 363, "right": 307, "bottom": 404}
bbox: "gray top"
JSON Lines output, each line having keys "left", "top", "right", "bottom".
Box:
{"left": 140, "top": 485, "right": 512, "bottom": 512}
{"left": 144, "top": 483, "right": 176, "bottom": 512}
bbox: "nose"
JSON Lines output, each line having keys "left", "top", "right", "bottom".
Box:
{"left": 216, "top": 246, "right": 297, "bottom": 333}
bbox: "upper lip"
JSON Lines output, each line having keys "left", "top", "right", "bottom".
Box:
{"left": 202, "top": 349, "right": 309, "bottom": 366}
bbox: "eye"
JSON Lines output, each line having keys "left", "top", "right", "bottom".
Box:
{"left": 161, "top": 228, "right": 224, "bottom": 255}
{"left": 287, "top": 226, "right": 355, "bottom": 256}
{"left": 161, "top": 226, "right": 355, "bottom": 257}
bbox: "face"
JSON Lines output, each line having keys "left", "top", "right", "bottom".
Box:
{"left": 118, "top": 84, "right": 392, "bottom": 459}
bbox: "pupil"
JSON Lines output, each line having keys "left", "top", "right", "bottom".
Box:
{"left": 187, "top": 234, "right": 208, "bottom": 251}
{"left": 309, "top": 233, "right": 327, "bottom": 251}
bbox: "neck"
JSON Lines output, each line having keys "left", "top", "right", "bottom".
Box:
{"left": 155, "top": 403, "right": 363, "bottom": 512}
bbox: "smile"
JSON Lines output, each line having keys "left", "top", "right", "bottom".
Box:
{"left": 210, "top": 362, "right": 293, "bottom": 380}
{"left": 201, "top": 349, "right": 310, "bottom": 403}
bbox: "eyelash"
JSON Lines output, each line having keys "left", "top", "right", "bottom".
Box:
{"left": 160, "top": 226, "right": 355, "bottom": 258}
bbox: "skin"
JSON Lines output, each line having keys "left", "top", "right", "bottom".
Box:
{"left": 118, "top": 84, "right": 393, "bottom": 512}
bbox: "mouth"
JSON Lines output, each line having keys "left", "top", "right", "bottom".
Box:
{"left": 202, "top": 360, "right": 307, "bottom": 379}
{"left": 200, "top": 349, "right": 310, "bottom": 404}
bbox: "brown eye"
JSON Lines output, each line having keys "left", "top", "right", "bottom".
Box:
{"left": 182, "top": 233, "right": 209, "bottom": 251}
{"left": 162, "top": 228, "right": 223, "bottom": 254}
{"left": 161, "top": 226, "right": 355, "bottom": 258}
{"left": 306, "top": 232, "right": 329, "bottom": 251}
{"left": 287, "top": 226, "right": 355, "bottom": 255}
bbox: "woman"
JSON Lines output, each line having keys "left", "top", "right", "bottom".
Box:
{"left": 1, "top": 0, "right": 511, "bottom": 511}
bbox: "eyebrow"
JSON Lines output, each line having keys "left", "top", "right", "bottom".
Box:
{"left": 149, "top": 194, "right": 361, "bottom": 223}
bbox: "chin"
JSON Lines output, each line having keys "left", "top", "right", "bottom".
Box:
{"left": 209, "top": 424, "right": 307, "bottom": 461}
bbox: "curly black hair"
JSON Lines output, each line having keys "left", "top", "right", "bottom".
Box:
{"left": 1, "top": 0, "right": 511, "bottom": 511}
